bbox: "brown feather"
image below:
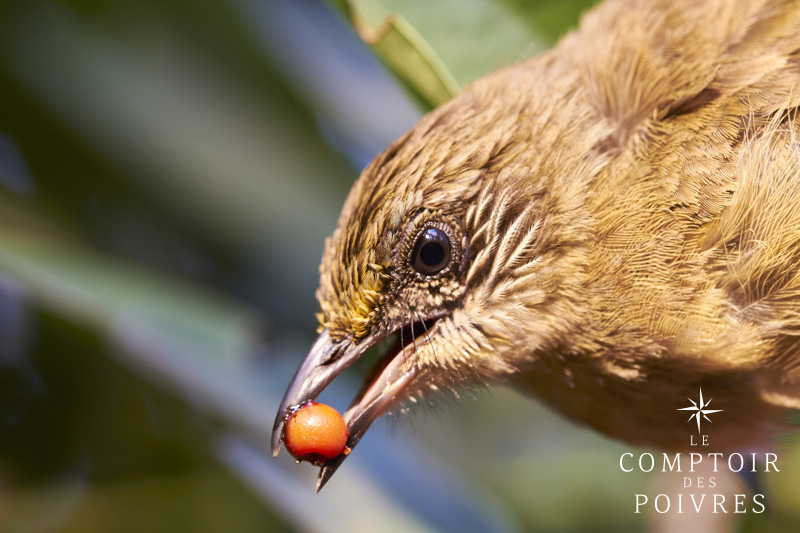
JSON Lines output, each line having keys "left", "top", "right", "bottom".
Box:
{"left": 314, "top": 0, "right": 800, "bottom": 453}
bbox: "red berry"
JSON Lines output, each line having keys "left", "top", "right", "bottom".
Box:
{"left": 284, "top": 401, "right": 349, "bottom": 464}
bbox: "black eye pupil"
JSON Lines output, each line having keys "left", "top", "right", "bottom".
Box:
{"left": 420, "top": 242, "right": 445, "bottom": 267}
{"left": 411, "top": 227, "right": 451, "bottom": 275}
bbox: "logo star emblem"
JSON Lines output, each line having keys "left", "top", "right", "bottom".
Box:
{"left": 678, "top": 387, "right": 723, "bottom": 434}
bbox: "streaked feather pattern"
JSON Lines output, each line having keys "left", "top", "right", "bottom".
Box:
{"left": 314, "top": 0, "right": 800, "bottom": 452}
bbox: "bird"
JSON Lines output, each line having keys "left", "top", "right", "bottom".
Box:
{"left": 273, "top": 0, "right": 800, "bottom": 491}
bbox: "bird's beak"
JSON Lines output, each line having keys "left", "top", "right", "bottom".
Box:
{"left": 272, "top": 327, "right": 422, "bottom": 491}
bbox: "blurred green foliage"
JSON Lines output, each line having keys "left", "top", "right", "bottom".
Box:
{"left": 0, "top": 0, "right": 798, "bottom": 532}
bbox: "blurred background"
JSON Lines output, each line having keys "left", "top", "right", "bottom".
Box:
{"left": 0, "top": 0, "right": 798, "bottom": 531}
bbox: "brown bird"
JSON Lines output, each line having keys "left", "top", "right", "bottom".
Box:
{"left": 273, "top": 0, "right": 800, "bottom": 490}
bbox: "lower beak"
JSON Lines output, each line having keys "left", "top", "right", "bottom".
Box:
{"left": 272, "top": 328, "right": 421, "bottom": 491}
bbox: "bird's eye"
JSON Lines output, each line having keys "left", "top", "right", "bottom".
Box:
{"left": 411, "top": 227, "right": 451, "bottom": 275}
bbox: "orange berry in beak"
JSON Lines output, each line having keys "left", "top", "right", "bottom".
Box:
{"left": 284, "top": 401, "right": 350, "bottom": 464}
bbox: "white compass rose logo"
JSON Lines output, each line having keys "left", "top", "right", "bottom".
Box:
{"left": 678, "top": 387, "right": 723, "bottom": 433}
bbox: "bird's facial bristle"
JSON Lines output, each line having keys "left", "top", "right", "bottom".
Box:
{"left": 355, "top": 314, "right": 443, "bottom": 400}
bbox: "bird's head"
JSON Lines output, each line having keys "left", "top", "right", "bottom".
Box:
{"left": 272, "top": 60, "right": 607, "bottom": 489}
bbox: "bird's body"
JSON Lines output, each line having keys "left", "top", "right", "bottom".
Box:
{"left": 275, "top": 0, "right": 800, "bottom": 486}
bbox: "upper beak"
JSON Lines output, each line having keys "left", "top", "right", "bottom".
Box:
{"left": 272, "top": 328, "right": 421, "bottom": 491}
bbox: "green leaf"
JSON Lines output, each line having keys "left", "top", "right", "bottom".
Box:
{"left": 335, "top": 0, "right": 459, "bottom": 109}
{"left": 496, "top": 0, "right": 600, "bottom": 45}
{"left": 0, "top": 228, "right": 256, "bottom": 369}
{"left": 333, "top": 0, "right": 544, "bottom": 110}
